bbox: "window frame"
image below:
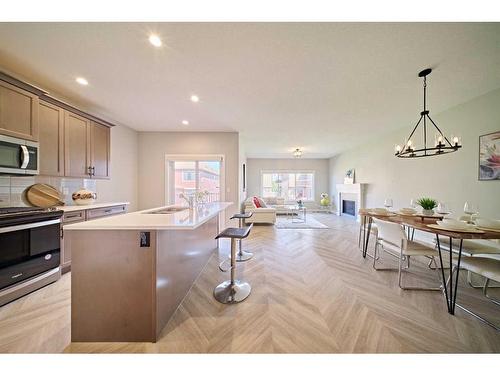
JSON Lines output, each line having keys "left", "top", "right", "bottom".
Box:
{"left": 260, "top": 170, "right": 315, "bottom": 202}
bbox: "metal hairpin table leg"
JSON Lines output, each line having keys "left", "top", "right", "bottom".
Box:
{"left": 363, "top": 216, "right": 372, "bottom": 258}
{"left": 435, "top": 234, "right": 463, "bottom": 314}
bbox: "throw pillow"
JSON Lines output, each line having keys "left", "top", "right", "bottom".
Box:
{"left": 257, "top": 197, "right": 267, "bottom": 208}
{"left": 253, "top": 196, "right": 262, "bottom": 208}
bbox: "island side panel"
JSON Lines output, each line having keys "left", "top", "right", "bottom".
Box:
{"left": 155, "top": 216, "right": 219, "bottom": 338}
{"left": 70, "top": 230, "right": 157, "bottom": 342}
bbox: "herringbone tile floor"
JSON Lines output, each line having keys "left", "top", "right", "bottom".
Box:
{"left": 1, "top": 214, "right": 499, "bottom": 353}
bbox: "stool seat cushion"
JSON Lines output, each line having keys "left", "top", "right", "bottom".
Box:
{"left": 231, "top": 212, "right": 253, "bottom": 219}
{"left": 216, "top": 224, "right": 253, "bottom": 240}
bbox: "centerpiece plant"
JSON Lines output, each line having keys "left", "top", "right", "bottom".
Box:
{"left": 416, "top": 197, "right": 437, "bottom": 215}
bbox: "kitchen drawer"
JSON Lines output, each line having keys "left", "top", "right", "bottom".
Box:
{"left": 62, "top": 210, "right": 86, "bottom": 224}
{"left": 85, "top": 205, "right": 127, "bottom": 220}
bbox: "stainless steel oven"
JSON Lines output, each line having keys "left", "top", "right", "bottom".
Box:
{"left": 0, "top": 208, "right": 63, "bottom": 306}
{"left": 0, "top": 134, "right": 39, "bottom": 175}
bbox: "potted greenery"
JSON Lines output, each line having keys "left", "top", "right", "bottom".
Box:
{"left": 416, "top": 197, "right": 437, "bottom": 215}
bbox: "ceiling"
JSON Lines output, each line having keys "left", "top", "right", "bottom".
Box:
{"left": 0, "top": 23, "right": 499, "bottom": 158}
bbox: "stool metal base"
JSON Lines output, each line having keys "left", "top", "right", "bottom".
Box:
{"left": 213, "top": 280, "right": 251, "bottom": 304}
{"left": 229, "top": 250, "right": 254, "bottom": 262}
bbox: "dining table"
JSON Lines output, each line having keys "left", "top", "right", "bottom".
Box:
{"left": 359, "top": 210, "right": 500, "bottom": 316}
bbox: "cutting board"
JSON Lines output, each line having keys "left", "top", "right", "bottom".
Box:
{"left": 25, "top": 183, "right": 64, "bottom": 208}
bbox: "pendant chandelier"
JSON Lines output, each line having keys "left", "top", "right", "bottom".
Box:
{"left": 395, "top": 68, "right": 462, "bottom": 158}
{"left": 293, "top": 148, "right": 302, "bottom": 158}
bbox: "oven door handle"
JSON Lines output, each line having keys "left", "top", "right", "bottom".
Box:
{"left": 20, "top": 145, "right": 30, "bottom": 169}
{"left": 0, "top": 219, "right": 61, "bottom": 234}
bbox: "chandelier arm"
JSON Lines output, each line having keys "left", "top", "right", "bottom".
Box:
{"left": 404, "top": 115, "right": 424, "bottom": 150}
{"left": 427, "top": 114, "right": 454, "bottom": 147}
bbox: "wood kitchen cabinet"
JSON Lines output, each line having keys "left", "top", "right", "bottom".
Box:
{"left": 0, "top": 80, "right": 39, "bottom": 141}
{"left": 63, "top": 112, "right": 110, "bottom": 179}
{"left": 39, "top": 100, "right": 64, "bottom": 176}
{"left": 64, "top": 111, "right": 91, "bottom": 178}
{"left": 90, "top": 121, "right": 110, "bottom": 179}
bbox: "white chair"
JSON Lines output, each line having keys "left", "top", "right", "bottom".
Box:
{"left": 373, "top": 218, "right": 440, "bottom": 291}
{"left": 434, "top": 236, "right": 500, "bottom": 288}
{"left": 447, "top": 256, "right": 500, "bottom": 330}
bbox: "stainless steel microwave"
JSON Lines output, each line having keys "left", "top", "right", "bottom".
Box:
{"left": 0, "top": 134, "right": 39, "bottom": 175}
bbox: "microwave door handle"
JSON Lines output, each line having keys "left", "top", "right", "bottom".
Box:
{"left": 20, "top": 145, "right": 29, "bottom": 169}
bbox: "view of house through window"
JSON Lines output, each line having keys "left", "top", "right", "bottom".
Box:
{"left": 261, "top": 171, "right": 314, "bottom": 201}
{"left": 168, "top": 160, "right": 221, "bottom": 205}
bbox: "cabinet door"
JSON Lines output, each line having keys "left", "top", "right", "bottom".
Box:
{"left": 90, "top": 121, "right": 110, "bottom": 179}
{"left": 64, "top": 111, "right": 91, "bottom": 178}
{"left": 39, "top": 101, "right": 64, "bottom": 176}
{"left": 0, "top": 80, "right": 39, "bottom": 141}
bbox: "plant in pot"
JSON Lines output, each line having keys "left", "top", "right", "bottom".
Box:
{"left": 416, "top": 197, "right": 437, "bottom": 215}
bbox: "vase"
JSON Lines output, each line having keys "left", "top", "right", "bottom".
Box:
{"left": 422, "top": 209, "right": 434, "bottom": 216}
{"left": 320, "top": 198, "right": 330, "bottom": 206}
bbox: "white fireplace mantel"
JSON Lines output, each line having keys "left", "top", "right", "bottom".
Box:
{"left": 335, "top": 183, "right": 366, "bottom": 221}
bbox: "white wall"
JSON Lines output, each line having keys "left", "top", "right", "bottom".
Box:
{"left": 239, "top": 134, "right": 247, "bottom": 209}
{"left": 329, "top": 88, "right": 500, "bottom": 219}
{"left": 96, "top": 124, "right": 139, "bottom": 212}
{"left": 138, "top": 132, "right": 239, "bottom": 222}
{"left": 246, "top": 158, "right": 330, "bottom": 202}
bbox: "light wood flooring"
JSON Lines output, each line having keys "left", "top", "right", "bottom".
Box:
{"left": 0, "top": 214, "right": 499, "bottom": 353}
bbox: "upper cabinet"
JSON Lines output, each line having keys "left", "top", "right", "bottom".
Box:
{"left": 39, "top": 101, "right": 64, "bottom": 176}
{"left": 64, "top": 111, "right": 91, "bottom": 178}
{"left": 90, "top": 121, "right": 110, "bottom": 179}
{"left": 0, "top": 73, "right": 113, "bottom": 179}
{"left": 63, "top": 112, "right": 110, "bottom": 179}
{"left": 0, "top": 80, "right": 39, "bottom": 141}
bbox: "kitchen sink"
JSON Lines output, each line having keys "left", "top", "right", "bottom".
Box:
{"left": 147, "top": 207, "right": 189, "bottom": 214}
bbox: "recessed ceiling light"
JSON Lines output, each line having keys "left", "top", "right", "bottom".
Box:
{"left": 190, "top": 95, "right": 199, "bottom": 103}
{"left": 182, "top": 120, "right": 189, "bottom": 125}
{"left": 75, "top": 77, "right": 88, "bottom": 86}
{"left": 149, "top": 34, "right": 162, "bottom": 47}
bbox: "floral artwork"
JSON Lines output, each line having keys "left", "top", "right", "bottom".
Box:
{"left": 344, "top": 168, "right": 355, "bottom": 184}
{"left": 479, "top": 131, "right": 500, "bottom": 180}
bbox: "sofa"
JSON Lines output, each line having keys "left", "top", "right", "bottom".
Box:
{"left": 243, "top": 197, "right": 278, "bottom": 224}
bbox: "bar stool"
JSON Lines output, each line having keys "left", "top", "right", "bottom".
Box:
{"left": 214, "top": 224, "right": 253, "bottom": 304}
{"left": 229, "top": 212, "right": 254, "bottom": 261}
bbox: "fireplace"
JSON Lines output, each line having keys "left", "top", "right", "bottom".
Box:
{"left": 342, "top": 200, "right": 356, "bottom": 216}
{"left": 336, "top": 183, "right": 365, "bottom": 222}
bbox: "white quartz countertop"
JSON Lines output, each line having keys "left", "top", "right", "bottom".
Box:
{"left": 64, "top": 202, "right": 233, "bottom": 230}
{"left": 55, "top": 202, "right": 130, "bottom": 212}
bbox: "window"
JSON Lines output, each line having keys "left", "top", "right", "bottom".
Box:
{"left": 261, "top": 171, "right": 314, "bottom": 201}
{"left": 182, "top": 171, "right": 195, "bottom": 181}
{"left": 167, "top": 159, "right": 222, "bottom": 205}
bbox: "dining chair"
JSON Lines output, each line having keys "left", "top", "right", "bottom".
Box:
{"left": 447, "top": 256, "right": 500, "bottom": 330}
{"left": 372, "top": 218, "right": 441, "bottom": 291}
{"left": 434, "top": 236, "right": 500, "bottom": 288}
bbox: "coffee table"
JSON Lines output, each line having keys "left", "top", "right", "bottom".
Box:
{"left": 284, "top": 205, "right": 307, "bottom": 223}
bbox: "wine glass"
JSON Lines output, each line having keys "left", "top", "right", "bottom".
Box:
{"left": 464, "top": 202, "right": 479, "bottom": 223}
{"left": 384, "top": 198, "right": 393, "bottom": 210}
{"left": 436, "top": 202, "right": 451, "bottom": 217}
{"left": 410, "top": 198, "right": 417, "bottom": 209}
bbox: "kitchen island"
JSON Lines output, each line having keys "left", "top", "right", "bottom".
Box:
{"left": 64, "top": 202, "right": 232, "bottom": 342}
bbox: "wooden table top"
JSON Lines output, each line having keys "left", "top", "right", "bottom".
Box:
{"left": 360, "top": 211, "right": 500, "bottom": 240}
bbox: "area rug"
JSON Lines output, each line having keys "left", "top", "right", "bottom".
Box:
{"left": 275, "top": 216, "right": 329, "bottom": 229}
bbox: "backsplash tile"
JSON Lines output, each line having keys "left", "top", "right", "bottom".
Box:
{"left": 0, "top": 175, "right": 97, "bottom": 207}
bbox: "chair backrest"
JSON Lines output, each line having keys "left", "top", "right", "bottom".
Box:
{"left": 373, "top": 218, "right": 406, "bottom": 249}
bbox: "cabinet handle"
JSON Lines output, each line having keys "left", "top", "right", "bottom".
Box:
{"left": 91, "top": 166, "right": 95, "bottom": 176}
{"left": 88, "top": 166, "right": 93, "bottom": 177}
{"left": 104, "top": 209, "right": 112, "bottom": 214}
{"left": 65, "top": 213, "right": 81, "bottom": 219}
